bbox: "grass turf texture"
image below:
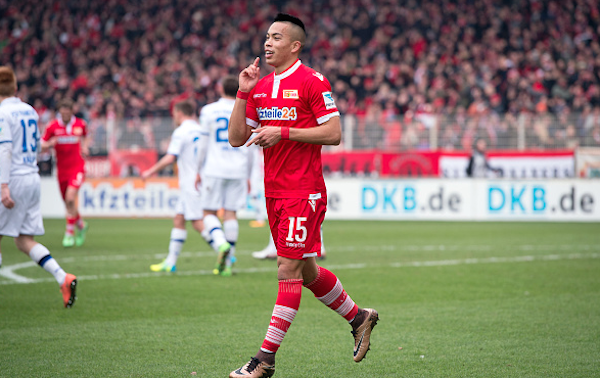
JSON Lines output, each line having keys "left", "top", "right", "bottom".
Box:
{"left": 0, "top": 219, "right": 599, "bottom": 377}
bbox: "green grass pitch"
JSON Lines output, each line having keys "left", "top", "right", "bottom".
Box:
{"left": 1, "top": 219, "right": 599, "bottom": 377}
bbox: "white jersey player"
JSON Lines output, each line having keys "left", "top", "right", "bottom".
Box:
{"left": 142, "top": 100, "right": 231, "bottom": 273}
{"left": 198, "top": 76, "right": 254, "bottom": 276}
{"left": 0, "top": 66, "right": 77, "bottom": 308}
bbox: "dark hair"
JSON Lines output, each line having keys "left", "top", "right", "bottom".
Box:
{"left": 222, "top": 75, "right": 239, "bottom": 98}
{"left": 57, "top": 98, "right": 74, "bottom": 110}
{"left": 174, "top": 100, "right": 195, "bottom": 116}
{"left": 274, "top": 13, "right": 306, "bottom": 34}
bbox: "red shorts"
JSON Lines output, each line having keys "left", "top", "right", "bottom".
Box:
{"left": 266, "top": 195, "right": 327, "bottom": 260}
{"left": 59, "top": 171, "right": 85, "bottom": 200}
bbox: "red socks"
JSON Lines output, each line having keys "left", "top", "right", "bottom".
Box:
{"left": 304, "top": 266, "right": 359, "bottom": 322}
{"left": 65, "top": 216, "right": 77, "bottom": 235}
{"left": 260, "top": 279, "right": 303, "bottom": 354}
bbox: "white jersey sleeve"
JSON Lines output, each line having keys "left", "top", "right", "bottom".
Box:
{"left": 0, "top": 97, "right": 39, "bottom": 177}
{"left": 200, "top": 98, "right": 253, "bottom": 180}
{"left": 168, "top": 120, "right": 205, "bottom": 192}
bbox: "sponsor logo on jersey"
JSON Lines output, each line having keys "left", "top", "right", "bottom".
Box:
{"left": 286, "top": 241, "right": 306, "bottom": 249}
{"left": 57, "top": 135, "right": 80, "bottom": 144}
{"left": 258, "top": 107, "right": 298, "bottom": 121}
{"left": 283, "top": 90, "right": 299, "bottom": 99}
{"left": 313, "top": 72, "right": 324, "bottom": 81}
{"left": 322, "top": 92, "right": 336, "bottom": 110}
{"left": 253, "top": 93, "right": 267, "bottom": 98}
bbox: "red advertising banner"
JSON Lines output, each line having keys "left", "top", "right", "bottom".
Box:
{"left": 321, "top": 151, "right": 441, "bottom": 177}
{"left": 85, "top": 156, "right": 111, "bottom": 178}
{"left": 109, "top": 149, "right": 158, "bottom": 177}
{"left": 322, "top": 150, "right": 575, "bottom": 178}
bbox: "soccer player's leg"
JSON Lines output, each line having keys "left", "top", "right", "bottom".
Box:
{"left": 150, "top": 223, "right": 185, "bottom": 272}
{"left": 231, "top": 198, "right": 309, "bottom": 377}
{"left": 151, "top": 199, "right": 189, "bottom": 272}
{"left": 220, "top": 180, "right": 246, "bottom": 276}
{"left": 200, "top": 178, "right": 231, "bottom": 274}
{"left": 60, "top": 180, "right": 76, "bottom": 247}
{"left": 202, "top": 213, "right": 230, "bottom": 274}
{"left": 17, "top": 236, "right": 77, "bottom": 308}
{"left": 222, "top": 215, "right": 238, "bottom": 277}
{"left": 300, "top": 196, "right": 379, "bottom": 362}
{"left": 67, "top": 173, "right": 88, "bottom": 247}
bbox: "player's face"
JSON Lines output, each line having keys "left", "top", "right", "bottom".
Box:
{"left": 59, "top": 106, "right": 72, "bottom": 123}
{"left": 264, "top": 22, "right": 295, "bottom": 67}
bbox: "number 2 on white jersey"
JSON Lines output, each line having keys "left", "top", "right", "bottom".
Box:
{"left": 216, "top": 117, "right": 229, "bottom": 142}
{"left": 286, "top": 216, "right": 307, "bottom": 242}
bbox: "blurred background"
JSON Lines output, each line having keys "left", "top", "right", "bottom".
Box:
{"left": 2, "top": 0, "right": 599, "bottom": 218}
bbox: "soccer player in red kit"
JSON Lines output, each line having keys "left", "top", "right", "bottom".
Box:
{"left": 227, "top": 13, "right": 379, "bottom": 378}
{"left": 41, "top": 99, "right": 89, "bottom": 248}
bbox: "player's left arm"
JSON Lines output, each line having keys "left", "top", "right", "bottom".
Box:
{"left": 0, "top": 116, "right": 14, "bottom": 208}
{"left": 80, "top": 120, "right": 90, "bottom": 158}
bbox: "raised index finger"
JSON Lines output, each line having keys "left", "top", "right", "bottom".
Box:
{"left": 253, "top": 57, "right": 260, "bottom": 67}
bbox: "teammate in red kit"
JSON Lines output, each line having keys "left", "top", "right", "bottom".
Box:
{"left": 41, "top": 99, "right": 89, "bottom": 248}
{"left": 227, "top": 13, "right": 379, "bottom": 378}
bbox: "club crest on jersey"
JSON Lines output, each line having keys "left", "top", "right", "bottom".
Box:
{"left": 258, "top": 107, "right": 297, "bottom": 121}
{"left": 308, "top": 199, "right": 316, "bottom": 212}
{"left": 73, "top": 127, "right": 83, "bottom": 135}
{"left": 313, "top": 72, "right": 324, "bottom": 81}
{"left": 322, "top": 92, "right": 336, "bottom": 110}
{"left": 283, "top": 90, "right": 299, "bottom": 99}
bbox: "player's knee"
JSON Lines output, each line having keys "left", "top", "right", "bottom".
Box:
{"left": 277, "top": 257, "right": 304, "bottom": 280}
{"left": 14, "top": 236, "right": 33, "bottom": 253}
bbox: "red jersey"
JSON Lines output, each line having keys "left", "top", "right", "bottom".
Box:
{"left": 42, "top": 116, "right": 87, "bottom": 180}
{"left": 246, "top": 60, "right": 340, "bottom": 199}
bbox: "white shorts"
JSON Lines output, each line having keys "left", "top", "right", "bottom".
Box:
{"left": 201, "top": 177, "right": 247, "bottom": 212}
{"left": 0, "top": 174, "right": 45, "bottom": 237}
{"left": 176, "top": 190, "right": 204, "bottom": 221}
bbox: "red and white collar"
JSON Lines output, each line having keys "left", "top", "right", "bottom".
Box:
{"left": 274, "top": 59, "right": 302, "bottom": 80}
{"left": 272, "top": 60, "right": 302, "bottom": 98}
{"left": 57, "top": 115, "right": 76, "bottom": 133}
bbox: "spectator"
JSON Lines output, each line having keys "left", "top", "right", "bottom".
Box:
{"left": 466, "top": 138, "right": 503, "bottom": 178}
{"left": 1, "top": 0, "right": 599, "bottom": 150}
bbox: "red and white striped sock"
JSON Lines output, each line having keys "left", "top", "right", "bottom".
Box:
{"left": 260, "top": 279, "right": 303, "bottom": 354}
{"left": 65, "top": 216, "right": 76, "bottom": 236}
{"left": 304, "top": 266, "right": 359, "bottom": 322}
{"left": 75, "top": 214, "right": 84, "bottom": 229}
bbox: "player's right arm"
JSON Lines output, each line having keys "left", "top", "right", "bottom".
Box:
{"left": 229, "top": 57, "right": 261, "bottom": 147}
{"left": 40, "top": 123, "right": 56, "bottom": 153}
{"left": 141, "top": 128, "right": 180, "bottom": 180}
{"left": 0, "top": 113, "right": 14, "bottom": 208}
{"left": 141, "top": 153, "right": 176, "bottom": 180}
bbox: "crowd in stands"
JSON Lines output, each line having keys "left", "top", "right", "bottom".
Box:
{"left": 1, "top": 0, "right": 600, "bottom": 152}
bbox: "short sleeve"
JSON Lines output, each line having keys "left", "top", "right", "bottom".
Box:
{"left": 0, "top": 112, "right": 12, "bottom": 143}
{"left": 166, "top": 128, "right": 183, "bottom": 157}
{"left": 245, "top": 88, "right": 259, "bottom": 128}
{"left": 305, "top": 73, "right": 340, "bottom": 125}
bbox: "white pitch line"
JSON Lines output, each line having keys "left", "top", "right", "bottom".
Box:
{"left": 1, "top": 252, "right": 599, "bottom": 286}
{"left": 0, "top": 261, "right": 38, "bottom": 283}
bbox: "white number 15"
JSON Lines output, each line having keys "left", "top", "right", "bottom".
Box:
{"left": 286, "top": 217, "right": 307, "bottom": 242}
